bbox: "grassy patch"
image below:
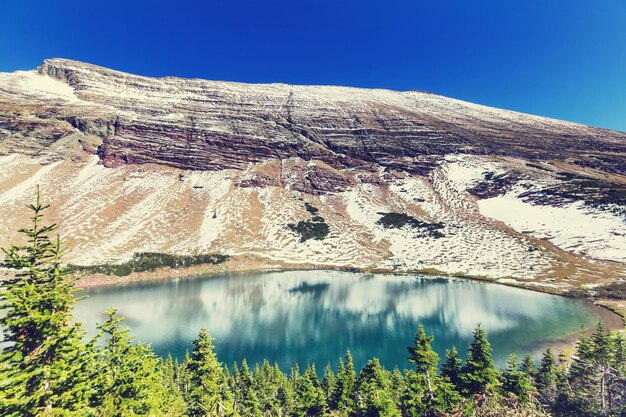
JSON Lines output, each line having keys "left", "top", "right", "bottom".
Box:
{"left": 287, "top": 219, "right": 330, "bottom": 242}
{"left": 67, "top": 252, "right": 229, "bottom": 277}
{"left": 594, "top": 281, "right": 626, "bottom": 299}
{"left": 304, "top": 202, "right": 319, "bottom": 215}
{"left": 287, "top": 202, "right": 330, "bottom": 242}
{"left": 376, "top": 212, "right": 445, "bottom": 238}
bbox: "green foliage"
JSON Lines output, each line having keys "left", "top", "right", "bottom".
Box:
{"left": 561, "top": 323, "right": 626, "bottom": 416}
{"left": 407, "top": 324, "right": 439, "bottom": 406}
{"left": 330, "top": 351, "right": 357, "bottom": 414}
{"left": 408, "top": 324, "right": 439, "bottom": 377}
{"left": 67, "top": 252, "right": 229, "bottom": 277}
{"left": 321, "top": 363, "right": 336, "bottom": 401}
{"left": 520, "top": 354, "right": 538, "bottom": 379}
{"left": 185, "top": 328, "right": 231, "bottom": 416}
{"left": 536, "top": 348, "right": 557, "bottom": 406}
{"left": 251, "top": 360, "right": 288, "bottom": 416}
{"left": 441, "top": 346, "right": 463, "bottom": 390}
{"left": 295, "top": 364, "right": 326, "bottom": 416}
{"left": 233, "top": 359, "right": 261, "bottom": 416}
{"left": 0, "top": 187, "right": 98, "bottom": 416}
{"left": 499, "top": 354, "right": 536, "bottom": 402}
{"left": 376, "top": 212, "right": 445, "bottom": 238}
{"left": 461, "top": 324, "right": 499, "bottom": 395}
{"left": 404, "top": 326, "right": 461, "bottom": 416}
{"left": 355, "top": 358, "right": 401, "bottom": 417}
{"left": 95, "top": 309, "right": 185, "bottom": 416}
{"left": 287, "top": 202, "right": 331, "bottom": 242}
{"left": 287, "top": 219, "right": 330, "bottom": 242}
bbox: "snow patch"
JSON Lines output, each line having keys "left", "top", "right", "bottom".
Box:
{"left": 479, "top": 191, "right": 626, "bottom": 263}
{"left": 0, "top": 70, "right": 83, "bottom": 103}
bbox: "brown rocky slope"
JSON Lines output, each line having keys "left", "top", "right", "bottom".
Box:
{"left": 0, "top": 59, "right": 625, "bottom": 297}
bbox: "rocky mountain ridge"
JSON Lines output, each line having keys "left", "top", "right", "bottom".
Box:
{"left": 4, "top": 58, "right": 626, "bottom": 175}
{"left": 1, "top": 59, "right": 625, "bottom": 293}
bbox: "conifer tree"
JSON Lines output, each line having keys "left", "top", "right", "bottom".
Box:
{"left": 290, "top": 362, "right": 301, "bottom": 388}
{"left": 355, "top": 358, "right": 400, "bottom": 417}
{"left": 389, "top": 368, "right": 405, "bottom": 404}
{"left": 235, "top": 359, "right": 261, "bottom": 416}
{"left": 520, "top": 354, "right": 537, "bottom": 380}
{"left": 499, "top": 353, "right": 535, "bottom": 402}
{"left": 163, "top": 354, "right": 186, "bottom": 410}
{"left": 398, "top": 370, "right": 426, "bottom": 417}
{"left": 404, "top": 326, "right": 461, "bottom": 415}
{"left": 330, "top": 351, "right": 356, "bottom": 414}
{"left": 536, "top": 348, "right": 557, "bottom": 406}
{"left": 178, "top": 351, "right": 192, "bottom": 396}
{"left": 441, "top": 346, "right": 463, "bottom": 389}
{"left": 407, "top": 324, "right": 439, "bottom": 401}
{"left": 321, "top": 363, "right": 336, "bottom": 401}
{"left": 252, "top": 360, "right": 284, "bottom": 416}
{"left": 277, "top": 364, "right": 297, "bottom": 416}
{"left": 567, "top": 323, "right": 626, "bottom": 416}
{"left": 186, "top": 328, "right": 230, "bottom": 416}
{"left": 95, "top": 308, "right": 184, "bottom": 416}
{"left": 0, "top": 188, "right": 98, "bottom": 416}
{"left": 295, "top": 364, "right": 326, "bottom": 416}
{"left": 461, "top": 324, "right": 498, "bottom": 395}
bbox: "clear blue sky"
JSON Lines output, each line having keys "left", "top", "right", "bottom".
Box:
{"left": 1, "top": 0, "right": 625, "bottom": 132}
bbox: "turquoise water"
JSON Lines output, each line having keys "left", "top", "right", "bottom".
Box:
{"left": 74, "top": 270, "right": 600, "bottom": 371}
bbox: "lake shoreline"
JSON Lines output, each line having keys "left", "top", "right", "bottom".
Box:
{"left": 73, "top": 254, "right": 626, "bottom": 339}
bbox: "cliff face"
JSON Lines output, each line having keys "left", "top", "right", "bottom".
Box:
{"left": 8, "top": 58, "right": 626, "bottom": 175}
{"left": 0, "top": 59, "right": 625, "bottom": 291}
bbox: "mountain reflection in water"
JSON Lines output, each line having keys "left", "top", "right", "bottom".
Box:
{"left": 75, "top": 270, "right": 599, "bottom": 371}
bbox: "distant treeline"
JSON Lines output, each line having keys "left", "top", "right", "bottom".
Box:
{"left": 1, "top": 190, "right": 625, "bottom": 416}
{"left": 67, "top": 252, "right": 229, "bottom": 277}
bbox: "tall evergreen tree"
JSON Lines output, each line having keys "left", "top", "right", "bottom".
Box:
{"left": 499, "top": 354, "right": 535, "bottom": 402}
{"left": 321, "top": 363, "right": 336, "bottom": 402}
{"left": 235, "top": 359, "right": 261, "bottom": 416}
{"left": 252, "top": 360, "right": 284, "bottom": 416}
{"left": 389, "top": 368, "right": 405, "bottom": 405}
{"left": 185, "top": 328, "right": 230, "bottom": 416}
{"left": 461, "top": 324, "right": 498, "bottom": 395}
{"left": 404, "top": 326, "right": 461, "bottom": 416}
{"left": 95, "top": 309, "right": 184, "bottom": 416}
{"left": 0, "top": 188, "right": 98, "bottom": 416}
{"left": 295, "top": 364, "right": 326, "bottom": 416}
{"left": 178, "top": 351, "right": 192, "bottom": 397}
{"left": 441, "top": 346, "right": 462, "bottom": 390}
{"left": 330, "top": 351, "right": 357, "bottom": 414}
{"left": 355, "top": 358, "right": 400, "bottom": 417}
{"left": 277, "top": 364, "right": 297, "bottom": 416}
{"left": 536, "top": 348, "right": 557, "bottom": 406}
{"left": 520, "top": 354, "right": 537, "bottom": 380}
{"left": 567, "top": 323, "right": 626, "bottom": 416}
{"left": 407, "top": 324, "right": 439, "bottom": 402}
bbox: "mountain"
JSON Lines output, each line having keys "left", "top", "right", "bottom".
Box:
{"left": 1, "top": 58, "right": 624, "bottom": 292}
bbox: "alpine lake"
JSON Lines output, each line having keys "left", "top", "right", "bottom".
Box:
{"left": 74, "top": 270, "right": 603, "bottom": 372}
